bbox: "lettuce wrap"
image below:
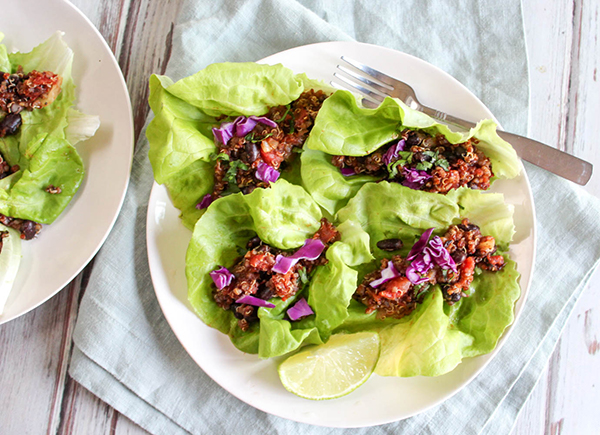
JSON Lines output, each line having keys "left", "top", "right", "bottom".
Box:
{"left": 186, "top": 179, "right": 373, "bottom": 358}
{"left": 331, "top": 182, "right": 520, "bottom": 377}
{"left": 301, "top": 90, "right": 521, "bottom": 215}
{"left": 0, "top": 32, "right": 99, "bottom": 224}
{"left": 147, "top": 63, "right": 333, "bottom": 230}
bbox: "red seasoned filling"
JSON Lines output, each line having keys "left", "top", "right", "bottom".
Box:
{"left": 353, "top": 219, "right": 505, "bottom": 320}
{"left": 211, "top": 89, "right": 328, "bottom": 200}
{"left": 332, "top": 128, "right": 494, "bottom": 193}
{"left": 213, "top": 218, "right": 340, "bottom": 331}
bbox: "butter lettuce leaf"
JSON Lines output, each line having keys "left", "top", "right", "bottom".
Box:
{"left": 167, "top": 62, "right": 304, "bottom": 117}
{"left": 302, "top": 90, "right": 521, "bottom": 213}
{"left": 333, "top": 182, "right": 520, "bottom": 377}
{"left": 0, "top": 134, "right": 84, "bottom": 224}
{"left": 186, "top": 180, "right": 372, "bottom": 357}
{"left": 0, "top": 32, "right": 94, "bottom": 225}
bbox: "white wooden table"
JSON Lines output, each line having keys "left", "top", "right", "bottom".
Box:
{"left": 0, "top": 0, "right": 598, "bottom": 433}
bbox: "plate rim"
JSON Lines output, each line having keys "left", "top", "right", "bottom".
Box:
{"left": 0, "top": 0, "right": 134, "bottom": 324}
{"left": 147, "top": 40, "right": 537, "bottom": 427}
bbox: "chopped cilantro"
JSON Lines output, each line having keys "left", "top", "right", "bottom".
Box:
{"left": 225, "top": 160, "right": 249, "bottom": 184}
{"left": 297, "top": 267, "right": 309, "bottom": 285}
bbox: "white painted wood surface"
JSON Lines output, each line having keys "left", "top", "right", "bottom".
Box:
{"left": 0, "top": 0, "right": 598, "bottom": 434}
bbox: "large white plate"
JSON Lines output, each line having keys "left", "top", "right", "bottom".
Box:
{"left": 146, "top": 41, "right": 536, "bottom": 427}
{"left": 0, "top": 0, "right": 133, "bottom": 324}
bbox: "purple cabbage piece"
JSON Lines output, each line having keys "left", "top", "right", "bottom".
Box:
{"left": 196, "top": 193, "right": 213, "bottom": 210}
{"left": 287, "top": 297, "right": 314, "bottom": 321}
{"left": 382, "top": 139, "right": 406, "bottom": 166}
{"left": 340, "top": 167, "right": 356, "bottom": 176}
{"left": 370, "top": 260, "right": 401, "bottom": 288}
{"left": 255, "top": 162, "right": 280, "bottom": 183}
{"left": 210, "top": 266, "right": 234, "bottom": 290}
{"left": 235, "top": 115, "right": 277, "bottom": 136}
{"left": 213, "top": 116, "right": 278, "bottom": 144}
{"left": 235, "top": 294, "right": 276, "bottom": 308}
{"left": 212, "top": 117, "right": 241, "bottom": 145}
{"left": 404, "top": 229, "right": 457, "bottom": 284}
{"left": 272, "top": 239, "right": 326, "bottom": 274}
{"left": 402, "top": 167, "right": 432, "bottom": 190}
{"left": 427, "top": 236, "right": 457, "bottom": 272}
{"left": 407, "top": 228, "right": 434, "bottom": 260}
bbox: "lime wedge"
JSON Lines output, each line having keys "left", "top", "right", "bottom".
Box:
{"left": 0, "top": 224, "right": 21, "bottom": 315}
{"left": 278, "top": 332, "right": 380, "bottom": 400}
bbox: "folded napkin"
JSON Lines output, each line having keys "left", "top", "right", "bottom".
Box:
{"left": 70, "top": 1, "right": 600, "bottom": 434}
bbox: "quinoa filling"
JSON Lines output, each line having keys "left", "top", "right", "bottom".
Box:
{"left": 354, "top": 219, "right": 505, "bottom": 320}
{"left": 332, "top": 128, "right": 494, "bottom": 193}
{"left": 207, "top": 89, "right": 328, "bottom": 203}
{"left": 212, "top": 218, "right": 339, "bottom": 331}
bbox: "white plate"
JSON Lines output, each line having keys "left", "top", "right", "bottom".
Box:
{"left": 0, "top": 0, "right": 133, "bottom": 324}
{"left": 146, "top": 41, "right": 536, "bottom": 427}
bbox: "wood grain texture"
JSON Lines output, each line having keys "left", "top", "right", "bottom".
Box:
{"left": 513, "top": 0, "right": 600, "bottom": 433}
{"left": 0, "top": 0, "right": 598, "bottom": 434}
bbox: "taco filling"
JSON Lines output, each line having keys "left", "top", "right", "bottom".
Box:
{"left": 211, "top": 218, "right": 339, "bottom": 331}
{"left": 201, "top": 90, "right": 328, "bottom": 207}
{"left": 332, "top": 128, "right": 493, "bottom": 193}
{"left": 354, "top": 219, "right": 505, "bottom": 319}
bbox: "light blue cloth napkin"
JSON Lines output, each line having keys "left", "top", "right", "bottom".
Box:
{"left": 70, "top": 1, "right": 600, "bottom": 434}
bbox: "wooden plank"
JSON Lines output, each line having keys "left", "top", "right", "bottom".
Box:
{"left": 515, "top": 0, "right": 600, "bottom": 433}
{"left": 56, "top": 0, "right": 180, "bottom": 433}
{"left": 0, "top": 279, "right": 81, "bottom": 435}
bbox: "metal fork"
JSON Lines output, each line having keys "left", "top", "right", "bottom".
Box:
{"left": 333, "top": 56, "right": 592, "bottom": 185}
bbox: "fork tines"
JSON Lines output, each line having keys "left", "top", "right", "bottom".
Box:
{"left": 332, "top": 56, "right": 396, "bottom": 106}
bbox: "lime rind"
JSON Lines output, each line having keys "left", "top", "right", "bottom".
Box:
{"left": 278, "top": 331, "right": 380, "bottom": 400}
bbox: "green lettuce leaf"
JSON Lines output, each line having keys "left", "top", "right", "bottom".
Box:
{"left": 301, "top": 90, "right": 521, "bottom": 213}
{"left": 186, "top": 179, "right": 371, "bottom": 357}
{"left": 0, "top": 134, "right": 84, "bottom": 223}
{"left": 0, "top": 32, "right": 94, "bottom": 225}
{"left": 167, "top": 62, "right": 304, "bottom": 117}
{"left": 147, "top": 74, "right": 217, "bottom": 184}
{"left": 333, "top": 181, "right": 520, "bottom": 377}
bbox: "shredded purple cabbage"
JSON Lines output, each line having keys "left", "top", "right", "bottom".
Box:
{"left": 235, "top": 116, "right": 277, "bottom": 137}
{"left": 382, "top": 139, "right": 406, "bottom": 166}
{"left": 287, "top": 297, "right": 314, "bottom": 321}
{"left": 213, "top": 115, "right": 277, "bottom": 144}
{"left": 196, "top": 193, "right": 213, "bottom": 210}
{"left": 369, "top": 260, "right": 401, "bottom": 288}
{"left": 235, "top": 294, "right": 276, "bottom": 308}
{"left": 272, "top": 239, "right": 326, "bottom": 274}
{"left": 405, "top": 229, "right": 456, "bottom": 284}
{"left": 340, "top": 167, "right": 356, "bottom": 176}
{"left": 427, "top": 236, "right": 457, "bottom": 272}
{"left": 402, "top": 167, "right": 432, "bottom": 190}
{"left": 210, "top": 266, "right": 234, "bottom": 290}
{"left": 407, "top": 228, "right": 434, "bottom": 260}
{"left": 255, "top": 162, "right": 280, "bottom": 183}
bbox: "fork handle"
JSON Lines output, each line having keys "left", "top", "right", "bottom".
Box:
{"left": 421, "top": 106, "right": 593, "bottom": 185}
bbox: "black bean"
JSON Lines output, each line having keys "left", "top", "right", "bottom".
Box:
{"left": 20, "top": 220, "right": 37, "bottom": 240}
{"left": 376, "top": 238, "right": 404, "bottom": 251}
{"left": 245, "top": 142, "right": 260, "bottom": 162}
{"left": 458, "top": 223, "right": 478, "bottom": 232}
{"left": 406, "top": 133, "right": 422, "bottom": 146}
{"left": 0, "top": 113, "right": 22, "bottom": 137}
{"left": 451, "top": 250, "right": 467, "bottom": 265}
{"left": 246, "top": 236, "right": 262, "bottom": 249}
{"left": 255, "top": 285, "right": 275, "bottom": 301}
{"left": 451, "top": 293, "right": 461, "bottom": 302}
